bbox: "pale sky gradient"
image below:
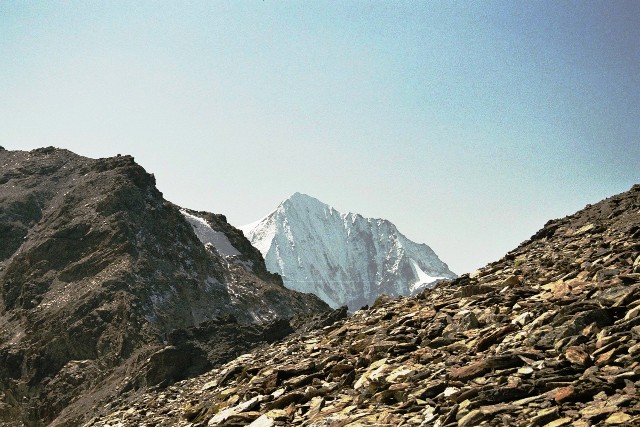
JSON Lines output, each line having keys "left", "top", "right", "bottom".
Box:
{"left": 1, "top": 2, "right": 638, "bottom": 274}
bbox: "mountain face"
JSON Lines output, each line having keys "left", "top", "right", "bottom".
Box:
{"left": 94, "top": 184, "right": 640, "bottom": 427}
{"left": 240, "top": 192, "right": 456, "bottom": 310}
{"left": 0, "top": 147, "right": 331, "bottom": 426}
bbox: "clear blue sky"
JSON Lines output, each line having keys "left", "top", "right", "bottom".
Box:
{"left": 1, "top": 1, "right": 638, "bottom": 274}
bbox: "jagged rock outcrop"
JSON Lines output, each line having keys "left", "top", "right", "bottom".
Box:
{"left": 91, "top": 184, "right": 640, "bottom": 426}
{"left": 241, "top": 192, "right": 456, "bottom": 310}
{"left": 0, "top": 147, "right": 331, "bottom": 426}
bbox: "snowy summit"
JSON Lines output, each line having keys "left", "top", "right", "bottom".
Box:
{"left": 240, "top": 193, "right": 456, "bottom": 310}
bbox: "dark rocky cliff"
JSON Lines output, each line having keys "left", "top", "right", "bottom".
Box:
{"left": 0, "top": 147, "right": 331, "bottom": 425}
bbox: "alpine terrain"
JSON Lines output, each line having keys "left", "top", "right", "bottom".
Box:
{"left": 93, "top": 184, "right": 640, "bottom": 426}
{"left": 0, "top": 147, "right": 332, "bottom": 426}
{"left": 240, "top": 193, "right": 457, "bottom": 310}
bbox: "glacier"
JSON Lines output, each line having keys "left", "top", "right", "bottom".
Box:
{"left": 240, "top": 193, "right": 456, "bottom": 310}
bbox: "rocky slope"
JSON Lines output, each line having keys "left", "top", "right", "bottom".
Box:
{"left": 0, "top": 147, "right": 331, "bottom": 426}
{"left": 92, "top": 184, "right": 640, "bottom": 426}
{"left": 240, "top": 193, "right": 456, "bottom": 310}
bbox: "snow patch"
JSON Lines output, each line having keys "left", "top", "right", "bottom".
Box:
{"left": 240, "top": 214, "right": 277, "bottom": 256}
{"left": 181, "top": 210, "right": 241, "bottom": 257}
{"left": 410, "top": 260, "right": 446, "bottom": 293}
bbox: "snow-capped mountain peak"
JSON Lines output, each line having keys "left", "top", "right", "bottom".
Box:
{"left": 240, "top": 194, "right": 456, "bottom": 310}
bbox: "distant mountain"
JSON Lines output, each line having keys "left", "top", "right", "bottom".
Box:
{"left": 240, "top": 193, "right": 456, "bottom": 310}
{"left": 0, "top": 147, "right": 331, "bottom": 426}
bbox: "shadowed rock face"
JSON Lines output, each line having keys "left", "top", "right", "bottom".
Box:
{"left": 91, "top": 184, "right": 640, "bottom": 426}
{"left": 0, "top": 147, "right": 331, "bottom": 426}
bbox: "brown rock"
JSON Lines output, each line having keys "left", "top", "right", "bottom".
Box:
{"left": 349, "top": 337, "right": 372, "bottom": 353}
{"left": 450, "top": 360, "right": 490, "bottom": 381}
{"left": 479, "top": 403, "right": 520, "bottom": 415}
{"left": 207, "top": 395, "right": 264, "bottom": 425}
{"left": 419, "top": 380, "right": 447, "bottom": 398}
{"left": 307, "top": 396, "right": 324, "bottom": 419}
{"left": 579, "top": 405, "right": 617, "bottom": 420}
{"left": 457, "top": 409, "right": 485, "bottom": 427}
{"left": 553, "top": 386, "right": 576, "bottom": 404}
{"left": 542, "top": 418, "right": 572, "bottom": 427}
{"left": 501, "top": 275, "right": 522, "bottom": 287}
{"left": 605, "top": 412, "right": 632, "bottom": 424}
{"left": 330, "top": 363, "right": 354, "bottom": 377}
{"left": 265, "top": 392, "right": 305, "bottom": 410}
{"left": 528, "top": 407, "right": 559, "bottom": 427}
{"left": 248, "top": 415, "right": 275, "bottom": 427}
{"left": 222, "top": 411, "right": 262, "bottom": 424}
{"left": 595, "top": 348, "right": 618, "bottom": 366}
{"left": 564, "top": 346, "right": 591, "bottom": 366}
{"left": 475, "top": 324, "right": 518, "bottom": 351}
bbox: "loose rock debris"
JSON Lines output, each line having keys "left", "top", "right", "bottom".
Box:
{"left": 89, "top": 185, "right": 640, "bottom": 426}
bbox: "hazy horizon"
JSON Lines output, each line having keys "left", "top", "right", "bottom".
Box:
{"left": 2, "top": 2, "right": 638, "bottom": 274}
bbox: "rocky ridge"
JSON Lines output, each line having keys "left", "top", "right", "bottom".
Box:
{"left": 90, "top": 184, "right": 640, "bottom": 426}
{"left": 0, "top": 147, "right": 331, "bottom": 426}
{"left": 241, "top": 192, "right": 456, "bottom": 310}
